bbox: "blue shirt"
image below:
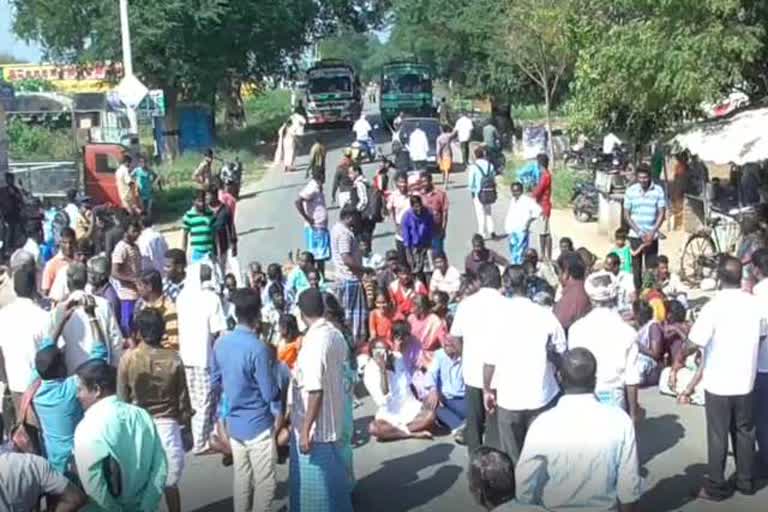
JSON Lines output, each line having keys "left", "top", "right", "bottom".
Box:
{"left": 33, "top": 337, "right": 108, "bottom": 475}
{"left": 211, "top": 325, "right": 278, "bottom": 442}
{"left": 623, "top": 182, "right": 666, "bottom": 238}
{"left": 468, "top": 159, "right": 494, "bottom": 195}
{"left": 425, "top": 349, "right": 465, "bottom": 399}
{"left": 131, "top": 167, "right": 153, "bottom": 201}
{"left": 401, "top": 209, "right": 434, "bottom": 248}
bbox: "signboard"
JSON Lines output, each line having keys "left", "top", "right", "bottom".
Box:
{"left": 115, "top": 75, "right": 148, "bottom": 110}
{"left": 138, "top": 89, "right": 165, "bottom": 117}
{"left": 0, "top": 63, "right": 122, "bottom": 93}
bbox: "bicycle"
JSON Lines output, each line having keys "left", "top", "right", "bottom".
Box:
{"left": 679, "top": 212, "right": 747, "bottom": 286}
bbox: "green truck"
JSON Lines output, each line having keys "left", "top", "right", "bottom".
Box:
{"left": 379, "top": 62, "right": 434, "bottom": 128}
{"left": 304, "top": 60, "right": 362, "bottom": 127}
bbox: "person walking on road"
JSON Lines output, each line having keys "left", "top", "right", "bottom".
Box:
{"left": 290, "top": 288, "right": 354, "bottom": 512}
{"left": 483, "top": 265, "right": 566, "bottom": 464}
{"left": 468, "top": 146, "right": 498, "bottom": 241}
{"left": 296, "top": 167, "right": 331, "bottom": 278}
{"left": 515, "top": 348, "right": 642, "bottom": 512}
{"left": 531, "top": 153, "right": 553, "bottom": 260}
{"left": 449, "top": 263, "right": 507, "bottom": 452}
{"left": 211, "top": 288, "right": 281, "bottom": 512}
{"left": 623, "top": 165, "right": 666, "bottom": 291}
{"left": 408, "top": 123, "right": 430, "bottom": 170}
{"left": 453, "top": 113, "right": 474, "bottom": 165}
{"left": 436, "top": 124, "right": 454, "bottom": 187}
{"left": 419, "top": 172, "right": 449, "bottom": 255}
{"left": 401, "top": 195, "right": 434, "bottom": 285}
{"left": 679, "top": 256, "right": 767, "bottom": 500}
{"left": 306, "top": 139, "right": 327, "bottom": 180}
{"left": 504, "top": 182, "right": 542, "bottom": 265}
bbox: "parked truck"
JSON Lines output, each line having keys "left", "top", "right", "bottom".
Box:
{"left": 304, "top": 60, "right": 362, "bottom": 127}
{"left": 379, "top": 61, "right": 434, "bottom": 129}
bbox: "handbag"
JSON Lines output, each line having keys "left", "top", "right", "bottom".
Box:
{"left": 10, "top": 379, "right": 43, "bottom": 455}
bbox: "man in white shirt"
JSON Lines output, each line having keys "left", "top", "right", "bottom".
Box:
{"left": 516, "top": 348, "right": 641, "bottom": 512}
{"left": 60, "top": 263, "right": 124, "bottom": 373}
{"left": 568, "top": 271, "right": 638, "bottom": 411}
{"left": 449, "top": 262, "right": 507, "bottom": 453}
{"left": 176, "top": 263, "right": 228, "bottom": 454}
{"left": 353, "top": 113, "right": 372, "bottom": 142}
{"left": 483, "top": 265, "right": 566, "bottom": 464}
{"left": 504, "top": 182, "right": 542, "bottom": 265}
{"left": 603, "top": 253, "right": 635, "bottom": 317}
{"left": 430, "top": 253, "right": 461, "bottom": 300}
{"left": 137, "top": 215, "right": 169, "bottom": 274}
{"left": 408, "top": 123, "right": 430, "bottom": 168}
{"left": 681, "top": 256, "right": 767, "bottom": 499}
{"left": 0, "top": 267, "right": 48, "bottom": 414}
{"left": 453, "top": 114, "right": 474, "bottom": 164}
{"left": 751, "top": 248, "right": 768, "bottom": 477}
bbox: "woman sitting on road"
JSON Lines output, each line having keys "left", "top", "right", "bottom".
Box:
{"left": 363, "top": 338, "right": 436, "bottom": 442}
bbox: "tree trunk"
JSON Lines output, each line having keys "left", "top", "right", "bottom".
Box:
{"left": 489, "top": 93, "right": 514, "bottom": 149}
{"left": 221, "top": 74, "right": 246, "bottom": 131}
{"left": 543, "top": 88, "right": 555, "bottom": 164}
{"left": 162, "top": 85, "right": 180, "bottom": 161}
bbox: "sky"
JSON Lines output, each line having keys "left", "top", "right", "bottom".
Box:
{"left": 0, "top": 0, "right": 42, "bottom": 62}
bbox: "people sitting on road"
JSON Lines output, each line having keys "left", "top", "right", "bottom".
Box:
{"left": 464, "top": 234, "right": 509, "bottom": 276}
{"left": 389, "top": 263, "right": 428, "bottom": 318}
{"left": 424, "top": 335, "right": 466, "bottom": 440}
{"left": 363, "top": 338, "right": 436, "bottom": 442}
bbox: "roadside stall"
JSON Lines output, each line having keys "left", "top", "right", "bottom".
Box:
{"left": 670, "top": 106, "right": 768, "bottom": 284}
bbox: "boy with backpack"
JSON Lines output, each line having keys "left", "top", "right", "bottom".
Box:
{"left": 468, "top": 145, "right": 498, "bottom": 240}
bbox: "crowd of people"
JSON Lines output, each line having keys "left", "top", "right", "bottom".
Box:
{"left": 1, "top": 130, "right": 768, "bottom": 512}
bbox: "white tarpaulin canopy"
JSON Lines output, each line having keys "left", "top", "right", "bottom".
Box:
{"left": 671, "top": 106, "right": 768, "bottom": 166}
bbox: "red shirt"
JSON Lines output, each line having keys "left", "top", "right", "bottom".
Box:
{"left": 389, "top": 279, "right": 429, "bottom": 317}
{"left": 419, "top": 188, "right": 449, "bottom": 236}
{"left": 532, "top": 168, "right": 552, "bottom": 218}
{"left": 219, "top": 190, "right": 237, "bottom": 218}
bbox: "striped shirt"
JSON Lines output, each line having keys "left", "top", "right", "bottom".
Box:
{"left": 182, "top": 208, "right": 215, "bottom": 256}
{"left": 623, "top": 183, "right": 666, "bottom": 238}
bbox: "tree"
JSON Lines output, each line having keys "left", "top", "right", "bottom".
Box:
{"left": 568, "top": 0, "right": 763, "bottom": 143}
{"left": 0, "top": 53, "right": 23, "bottom": 65}
{"left": 500, "top": 0, "right": 580, "bottom": 160}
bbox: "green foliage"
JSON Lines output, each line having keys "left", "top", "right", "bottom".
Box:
{"left": 567, "top": 0, "right": 763, "bottom": 142}
{"left": 7, "top": 119, "right": 76, "bottom": 162}
{"left": 217, "top": 89, "right": 292, "bottom": 148}
{"left": 14, "top": 78, "right": 56, "bottom": 92}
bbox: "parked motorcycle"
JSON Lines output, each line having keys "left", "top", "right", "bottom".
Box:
{"left": 219, "top": 157, "right": 243, "bottom": 198}
{"left": 571, "top": 180, "right": 599, "bottom": 222}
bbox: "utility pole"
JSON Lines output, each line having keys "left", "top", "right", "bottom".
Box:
{"left": 119, "top": 0, "right": 138, "bottom": 136}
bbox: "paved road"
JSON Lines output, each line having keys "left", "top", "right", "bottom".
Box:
{"left": 178, "top": 118, "right": 768, "bottom": 512}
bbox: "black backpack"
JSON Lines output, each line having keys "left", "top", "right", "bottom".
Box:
{"left": 476, "top": 161, "right": 497, "bottom": 205}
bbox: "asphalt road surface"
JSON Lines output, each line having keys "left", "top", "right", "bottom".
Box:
{"left": 178, "top": 111, "right": 768, "bottom": 512}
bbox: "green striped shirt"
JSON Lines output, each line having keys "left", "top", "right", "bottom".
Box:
{"left": 183, "top": 208, "right": 215, "bottom": 256}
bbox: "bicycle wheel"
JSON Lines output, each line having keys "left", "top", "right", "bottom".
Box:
{"left": 680, "top": 233, "right": 717, "bottom": 285}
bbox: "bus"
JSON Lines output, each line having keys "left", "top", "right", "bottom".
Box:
{"left": 379, "top": 61, "right": 434, "bottom": 128}
{"left": 304, "top": 60, "right": 362, "bottom": 127}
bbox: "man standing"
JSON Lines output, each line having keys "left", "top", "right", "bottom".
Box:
{"left": 450, "top": 263, "right": 507, "bottom": 452}
{"left": 134, "top": 270, "right": 179, "bottom": 350}
{"left": 41, "top": 227, "right": 76, "bottom": 296}
{"left": 348, "top": 165, "right": 371, "bottom": 238}
{"left": 419, "top": 172, "right": 449, "bottom": 255}
{"left": 306, "top": 139, "right": 326, "bottom": 180}
{"left": 408, "top": 122, "right": 430, "bottom": 169}
{"left": 553, "top": 253, "right": 591, "bottom": 334}
{"left": 516, "top": 348, "right": 642, "bottom": 512}
{"left": 211, "top": 288, "right": 280, "bottom": 512}
{"left": 531, "top": 153, "right": 553, "bottom": 260}
{"left": 388, "top": 172, "right": 411, "bottom": 262}
{"left": 0, "top": 268, "right": 48, "bottom": 421}
{"left": 177, "top": 263, "right": 227, "bottom": 454}
{"left": 208, "top": 188, "right": 238, "bottom": 283}
{"left": 87, "top": 255, "right": 122, "bottom": 331}
{"left": 118, "top": 308, "right": 193, "bottom": 512}
{"left": 504, "top": 182, "right": 542, "bottom": 265}
{"left": 163, "top": 248, "right": 187, "bottom": 303}
{"left": 483, "top": 265, "right": 566, "bottom": 463}
{"left": 60, "top": 263, "right": 124, "bottom": 372}
{"left": 111, "top": 219, "right": 143, "bottom": 336}
{"left": 193, "top": 149, "right": 214, "bottom": 191}
{"left": 291, "top": 288, "right": 353, "bottom": 512}
{"left": 438, "top": 97, "right": 453, "bottom": 127}
{"left": 681, "top": 256, "right": 766, "bottom": 499}
{"left": 331, "top": 206, "right": 367, "bottom": 343}
{"left": 568, "top": 271, "right": 638, "bottom": 411}
{"left": 453, "top": 113, "right": 474, "bottom": 165}
{"left": 137, "top": 215, "right": 169, "bottom": 274}
{"left": 74, "top": 360, "right": 167, "bottom": 511}
{"left": 296, "top": 167, "right": 331, "bottom": 277}
{"left": 623, "top": 165, "right": 666, "bottom": 290}
{"left": 353, "top": 112, "right": 373, "bottom": 143}
{"left": 182, "top": 192, "right": 216, "bottom": 264}
{"left": 401, "top": 195, "right": 434, "bottom": 284}
{"left": 116, "top": 154, "right": 140, "bottom": 214}
{"left": 332, "top": 149, "right": 354, "bottom": 206}
{"left": 750, "top": 248, "right": 768, "bottom": 477}
{"left": 468, "top": 146, "right": 497, "bottom": 240}
{"left": 483, "top": 120, "right": 501, "bottom": 168}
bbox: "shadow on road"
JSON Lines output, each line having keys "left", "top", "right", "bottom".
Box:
{"left": 637, "top": 414, "right": 686, "bottom": 467}
{"left": 237, "top": 226, "right": 275, "bottom": 237}
{"left": 354, "top": 443, "right": 462, "bottom": 511}
{"left": 239, "top": 182, "right": 303, "bottom": 200}
{"left": 640, "top": 463, "right": 707, "bottom": 512}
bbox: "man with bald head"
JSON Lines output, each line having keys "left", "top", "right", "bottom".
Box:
{"left": 87, "top": 255, "right": 122, "bottom": 329}
{"left": 515, "top": 348, "right": 641, "bottom": 512}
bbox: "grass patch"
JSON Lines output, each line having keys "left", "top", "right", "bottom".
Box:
{"left": 217, "top": 89, "right": 292, "bottom": 148}
{"left": 503, "top": 151, "right": 582, "bottom": 209}
{"left": 7, "top": 120, "right": 77, "bottom": 162}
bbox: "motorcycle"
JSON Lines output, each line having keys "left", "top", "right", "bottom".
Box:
{"left": 350, "top": 136, "right": 377, "bottom": 165}
{"left": 571, "top": 180, "right": 599, "bottom": 223}
{"left": 219, "top": 157, "right": 243, "bottom": 199}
